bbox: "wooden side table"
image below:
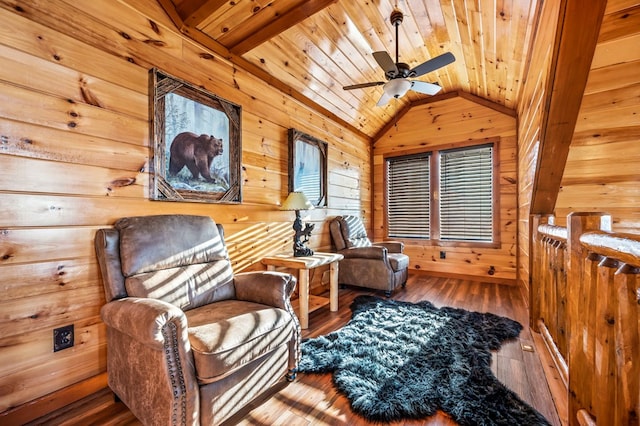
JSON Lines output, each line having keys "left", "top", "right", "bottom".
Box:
{"left": 261, "top": 252, "right": 343, "bottom": 329}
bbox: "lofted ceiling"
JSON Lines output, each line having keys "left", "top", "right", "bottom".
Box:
{"left": 158, "top": 0, "right": 540, "bottom": 138}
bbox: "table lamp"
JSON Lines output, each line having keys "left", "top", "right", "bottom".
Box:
{"left": 281, "top": 191, "right": 315, "bottom": 257}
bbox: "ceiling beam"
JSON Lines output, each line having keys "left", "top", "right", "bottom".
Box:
{"left": 177, "top": 0, "right": 229, "bottom": 28}
{"left": 189, "top": 28, "right": 370, "bottom": 142}
{"left": 156, "top": 0, "right": 187, "bottom": 29}
{"left": 530, "top": 0, "right": 607, "bottom": 214}
{"left": 457, "top": 92, "right": 516, "bottom": 117}
{"left": 229, "top": 0, "right": 338, "bottom": 55}
{"left": 156, "top": 0, "right": 368, "bottom": 140}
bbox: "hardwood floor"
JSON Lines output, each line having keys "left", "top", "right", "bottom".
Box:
{"left": 29, "top": 274, "right": 562, "bottom": 425}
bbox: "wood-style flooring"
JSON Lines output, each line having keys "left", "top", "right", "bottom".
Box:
{"left": 30, "top": 273, "right": 563, "bottom": 425}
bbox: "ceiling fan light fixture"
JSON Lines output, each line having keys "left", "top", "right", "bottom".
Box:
{"left": 384, "top": 78, "right": 412, "bottom": 98}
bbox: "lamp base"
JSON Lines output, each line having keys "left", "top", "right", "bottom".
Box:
{"left": 293, "top": 245, "right": 314, "bottom": 257}
{"left": 292, "top": 209, "right": 314, "bottom": 257}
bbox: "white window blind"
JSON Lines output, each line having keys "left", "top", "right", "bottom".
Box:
{"left": 439, "top": 144, "right": 493, "bottom": 242}
{"left": 386, "top": 154, "right": 430, "bottom": 238}
{"left": 293, "top": 139, "right": 322, "bottom": 205}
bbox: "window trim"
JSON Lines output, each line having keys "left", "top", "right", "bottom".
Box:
{"left": 383, "top": 138, "right": 501, "bottom": 249}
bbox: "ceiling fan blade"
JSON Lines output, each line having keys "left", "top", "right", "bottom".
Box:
{"left": 373, "top": 51, "right": 398, "bottom": 75}
{"left": 411, "top": 52, "right": 456, "bottom": 77}
{"left": 343, "top": 81, "right": 385, "bottom": 90}
{"left": 376, "top": 90, "right": 393, "bottom": 107}
{"left": 410, "top": 81, "right": 443, "bottom": 96}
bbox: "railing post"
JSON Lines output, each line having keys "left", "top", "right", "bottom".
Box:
{"left": 612, "top": 264, "right": 640, "bottom": 426}
{"left": 566, "top": 212, "right": 611, "bottom": 426}
{"left": 530, "top": 214, "right": 552, "bottom": 332}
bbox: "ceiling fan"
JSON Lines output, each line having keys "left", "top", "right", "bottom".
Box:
{"left": 343, "top": 8, "right": 455, "bottom": 106}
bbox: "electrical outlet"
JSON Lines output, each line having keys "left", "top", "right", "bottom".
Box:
{"left": 521, "top": 343, "right": 535, "bottom": 352}
{"left": 53, "top": 324, "right": 74, "bottom": 352}
{"left": 439, "top": 251, "right": 446, "bottom": 259}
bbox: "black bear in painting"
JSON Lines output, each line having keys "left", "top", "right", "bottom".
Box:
{"left": 168, "top": 132, "right": 223, "bottom": 182}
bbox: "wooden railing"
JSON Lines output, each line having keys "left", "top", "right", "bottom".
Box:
{"left": 531, "top": 212, "right": 640, "bottom": 426}
{"left": 531, "top": 215, "right": 570, "bottom": 386}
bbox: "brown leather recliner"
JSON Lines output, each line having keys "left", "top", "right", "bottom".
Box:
{"left": 329, "top": 215, "right": 409, "bottom": 296}
{"left": 94, "top": 214, "right": 300, "bottom": 425}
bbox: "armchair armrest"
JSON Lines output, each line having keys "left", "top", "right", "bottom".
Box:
{"left": 100, "top": 297, "right": 189, "bottom": 350}
{"left": 373, "top": 241, "right": 404, "bottom": 253}
{"left": 339, "top": 246, "right": 388, "bottom": 260}
{"left": 100, "top": 298, "right": 199, "bottom": 424}
{"left": 234, "top": 271, "right": 297, "bottom": 309}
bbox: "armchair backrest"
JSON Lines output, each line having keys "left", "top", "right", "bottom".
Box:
{"left": 95, "top": 215, "right": 234, "bottom": 311}
{"left": 329, "top": 215, "right": 372, "bottom": 251}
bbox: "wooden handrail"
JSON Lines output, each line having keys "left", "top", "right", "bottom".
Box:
{"left": 580, "top": 230, "right": 640, "bottom": 267}
{"left": 538, "top": 223, "right": 568, "bottom": 242}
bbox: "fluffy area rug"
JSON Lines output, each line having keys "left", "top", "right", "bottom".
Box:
{"left": 298, "top": 296, "right": 550, "bottom": 425}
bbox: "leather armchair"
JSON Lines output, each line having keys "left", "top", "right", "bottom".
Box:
{"left": 95, "top": 215, "right": 300, "bottom": 425}
{"left": 329, "top": 215, "right": 409, "bottom": 296}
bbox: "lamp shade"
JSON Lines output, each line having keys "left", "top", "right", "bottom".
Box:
{"left": 281, "top": 191, "right": 314, "bottom": 211}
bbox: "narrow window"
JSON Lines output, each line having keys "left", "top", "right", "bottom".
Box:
{"left": 439, "top": 144, "right": 493, "bottom": 242}
{"left": 386, "top": 153, "right": 430, "bottom": 239}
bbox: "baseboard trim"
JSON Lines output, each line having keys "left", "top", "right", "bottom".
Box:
{"left": 410, "top": 268, "right": 517, "bottom": 286}
{"left": 0, "top": 373, "right": 108, "bottom": 425}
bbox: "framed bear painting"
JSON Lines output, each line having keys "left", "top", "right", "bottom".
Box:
{"left": 150, "top": 68, "right": 242, "bottom": 203}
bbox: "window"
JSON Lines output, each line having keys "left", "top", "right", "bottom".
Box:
{"left": 387, "top": 153, "right": 430, "bottom": 238}
{"left": 288, "top": 128, "right": 328, "bottom": 207}
{"left": 386, "top": 142, "right": 497, "bottom": 244}
{"left": 439, "top": 145, "right": 493, "bottom": 241}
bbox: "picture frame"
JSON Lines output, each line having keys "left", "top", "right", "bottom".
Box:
{"left": 150, "top": 68, "right": 242, "bottom": 203}
{"left": 288, "top": 128, "right": 328, "bottom": 207}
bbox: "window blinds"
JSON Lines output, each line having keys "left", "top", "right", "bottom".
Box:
{"left": 386, "top": 154, "right": 430, "bottom": 238}
{"left": 439, "top": 144, "right": 493, "bottom": 242}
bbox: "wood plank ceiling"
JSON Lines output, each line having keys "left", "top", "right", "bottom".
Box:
{"left": 158, "top": 0, "right": 540, "bottom": 139}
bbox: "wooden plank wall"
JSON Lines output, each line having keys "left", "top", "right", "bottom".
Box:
{"left": 553, "top": 0, "right": 640, "bottom": 232}
{"left": 0, "top": 0, "right": 370, "bottom": 413}
{"left": 372, "top": 94, "right": 518, "bottom": 282}
{"left": 516, "top": 0, "right": 561, "bottom": 307}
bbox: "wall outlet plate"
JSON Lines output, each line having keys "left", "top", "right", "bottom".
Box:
{"left": 53, "top": 324, "right": 74, "bottom": 352}
{"left": 439, "top": 251, "right": 446, "bottom": 259}
{"left": 521, "top": 343, "right": 535, "bottom": 352}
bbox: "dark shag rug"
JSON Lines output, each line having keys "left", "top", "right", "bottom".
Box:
{"left": 298, "top": 295, "right": 550, "bottom": 425}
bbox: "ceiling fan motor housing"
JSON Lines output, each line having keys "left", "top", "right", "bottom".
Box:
{"left": 385, "top": 63, "right": 415, "bottom": 80}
